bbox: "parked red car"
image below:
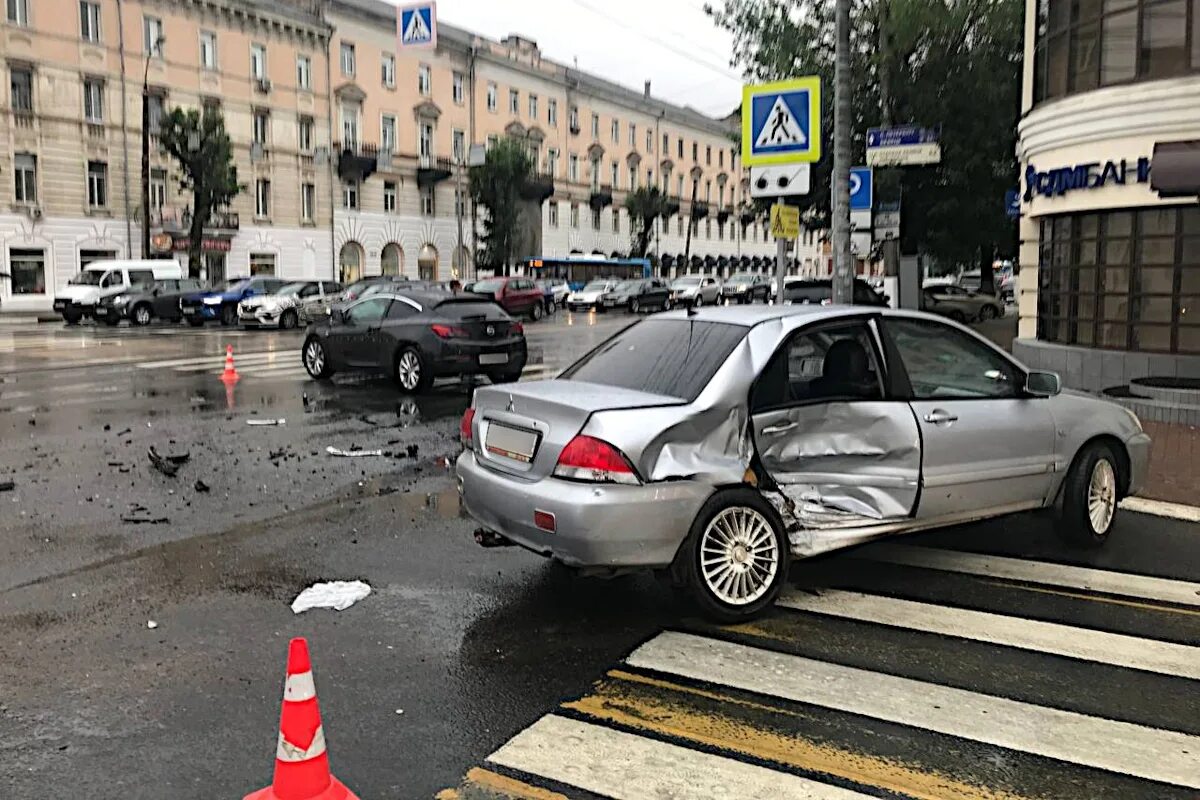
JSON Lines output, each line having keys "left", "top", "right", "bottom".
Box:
{"left": 468, "top": 277, "right": 546, "bottom": 321}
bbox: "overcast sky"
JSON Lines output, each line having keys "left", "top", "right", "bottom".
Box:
{"left": 414, "top": 0, "right": 745, "bottom": 117}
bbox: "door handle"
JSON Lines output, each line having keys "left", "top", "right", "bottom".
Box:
{"left": 923, "top": 410, "right": 959, "bottom": 425}
{"left": 761, "top": 421, "right": 799, "bottom": 435}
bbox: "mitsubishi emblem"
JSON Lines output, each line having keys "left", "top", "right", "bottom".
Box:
{"left": 506, "top": 394, "right": 516, "bottom": 413}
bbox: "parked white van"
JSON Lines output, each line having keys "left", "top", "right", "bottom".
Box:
{"left": 54, "top": 260, "right": 185, "bottom": 323}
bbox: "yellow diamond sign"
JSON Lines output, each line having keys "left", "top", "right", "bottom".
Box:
{"left": 770, "top": 203, "right": 800, "bottom": 239}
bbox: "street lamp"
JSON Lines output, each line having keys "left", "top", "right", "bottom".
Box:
{"left": 141, "top": 34, "right": 164, "bottom": 260}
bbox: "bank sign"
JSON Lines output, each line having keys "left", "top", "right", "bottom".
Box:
{"left": 1023, "top": 157, "right": 1151, "bottom": 201}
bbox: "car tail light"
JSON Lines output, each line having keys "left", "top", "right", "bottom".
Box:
{"left": 460, "top": 407, "right": 475, "bottom": 446}
{"left": 432, "top": 323, "right": 469, "bottom": 339}
{"left": 512, "top": 321, "right": 524, "bottom": 335}
{"left": 553, "top": 435, "right": 639, "bottom": 485}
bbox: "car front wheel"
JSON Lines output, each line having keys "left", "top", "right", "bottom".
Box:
{"left": 220, "top": 304, "right": 237, "bottom": 327}
{"left": 630, "top": 298, "right": 641, "bottom": 314}
{"left": 679, "top": 488, "right": 790, "bottom": 622}
{"left": 280, "top": 309, "right": 299, "bottom": 330}
{"left": 394, "top": 346, "right": 431, "bottom": 394}
{"left": 1060, "top": 441, "right": 1120, "bottom": 546}
{"left": 531, "top": 302, "right": 543, "bottom": 322}
{"left": 302, "top": 336, "right": 334, "bottom": 380}
{"left": 132, "top": 303, "right": 153, "bottom": 326}
{"left": 978, "top": 304, "right": 1000, "bottom": 321}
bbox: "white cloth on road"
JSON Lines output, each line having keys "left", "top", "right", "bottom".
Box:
{"left": 291, "top": 580, "right": 372, "bottom": 614}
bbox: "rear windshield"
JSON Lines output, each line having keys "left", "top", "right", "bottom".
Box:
{"left": 561, "top": 319, "right": 747, "bottom": 402}
{"left": 435, "top": 300, "right": 505, "bottom": 318}
{"left": 471, "top": 279, "right": 505, "bottom": 293}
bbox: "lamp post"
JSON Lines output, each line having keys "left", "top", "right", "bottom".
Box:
{"left": 141, "top": 35, "right": 164, "bottom": 260}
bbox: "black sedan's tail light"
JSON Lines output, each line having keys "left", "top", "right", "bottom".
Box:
{"left": 431, "top": 324, "right": 469, "bottom": 339}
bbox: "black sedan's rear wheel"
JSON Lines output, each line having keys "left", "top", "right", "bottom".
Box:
{"left": 394, "top": 346, "right": 431, "bottom": 394}
{"left": 302, "top": 336, "right": 334, "bottom": 380}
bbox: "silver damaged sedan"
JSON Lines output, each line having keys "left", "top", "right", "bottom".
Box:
{"left": 456, "top": 305, "right": 1151, "bottom": 620}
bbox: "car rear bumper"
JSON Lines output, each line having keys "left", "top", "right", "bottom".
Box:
{"left": 92, "top": 305, "right": 125, "bottom": 321}
{"left": 456, "top": 450, "right": 709, "bottom": 568}
{"left": 431, "top": 339, "right": 527, "bottom": 377}
{"left": 1124, "top": 431, "right": 1152, "bottom": 497}
{"left": 53, "top": 300, "right": 95, "bottom": 317}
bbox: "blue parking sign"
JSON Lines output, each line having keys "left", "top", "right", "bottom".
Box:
{"left": 741, "top": 77, "right": 821, "bottom": 166}
{"left": 850, "top": 167, "right": 872, "bottom": 211}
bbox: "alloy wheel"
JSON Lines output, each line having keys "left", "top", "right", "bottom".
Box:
{"left": 699, "top": 506, "right": 779, "bottom": 606}
{"left": 134, "top": 306, "right": 152, "bottom": 326}
{"left": 304, "top": 340, "right": 325, "bottom": 377}
{"left": 1087, "top": 458, "right": 1117, "bottom": 533}
{"left": 397, "top": 350, "right": 421, "bottom": 390}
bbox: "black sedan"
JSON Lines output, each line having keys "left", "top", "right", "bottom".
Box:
{"left": 598, "top": 278, "right": 673, "bottom": 313}
{"left": 95, "top": 278, "right": 206, "bottom": 326}
{"left": 301, "top": 290, "right": 527, "bottom": 393}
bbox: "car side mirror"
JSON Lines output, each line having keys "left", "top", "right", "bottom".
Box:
{"left": 1025, "top": 370, "right": 1061, "bottom": 397}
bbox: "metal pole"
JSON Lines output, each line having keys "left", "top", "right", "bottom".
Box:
{"left": 831, "top": 0, "right": 853, "bottom": 305}
{"left": 455, "top": 161, "right": 464, "bottom": 279}
{"left": 141, "top": 73, "right": 151, "bottom": 260}
{"left": 773, "top": 233, "right": 787, "bottom": 304}
{"left": 116, "top": 0, "right": 132, "bottom": 259}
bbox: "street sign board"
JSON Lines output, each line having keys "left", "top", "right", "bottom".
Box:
{"left": 749, "top": 164, "right": 811, "bottom": 198}
{"left": 742, "top": 77, "right": 821, "bottom": 166}
{"left": 875, "top": 208, "right": 900, "bottom": 240}
{"left": 1004, "top": 189, "right": 1021, "bottom": 218}
{"left": 398, "top": 2, "right": 437, "bottom": 49}
{"left": 770, "top": 203, "right": 801, "bottom": 239}
{"left": 866, "top": 125, "right": 941, "bottom": 167}
{"left": 849, "top": 167, "right": 872, "bottom": 211}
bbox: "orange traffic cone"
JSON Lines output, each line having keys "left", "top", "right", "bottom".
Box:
{"left": 244, "top": 638, "right": 359, "bottom": 800}
{"left": 221, "top": 344, "right": 239, "bottom": 382}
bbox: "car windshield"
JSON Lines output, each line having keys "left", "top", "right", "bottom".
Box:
{"left": 68, "top": 271, "right": 106, "bottom": 286}
{"left": 220, "top": 279, "right": 248, "bottom": 292}
{"left": 275, "top": 282, "right": 308, "bottom": 296}
{"left": 582, "top": 281, "right": 610, "bottom": 292}
{"left": 471, "top": 279, "right": 506, "bottom": 293}
{"left": 561, "top": 319, "right": 748, "bottom": 402}
{"left": 729, "top": 273, "right": 753, "bottom": 283}
{"left": 673, "top": 277, "right": 702, "bottom": 287}
{"left": 614, "top": 281, "right": 639, "bottom": 292}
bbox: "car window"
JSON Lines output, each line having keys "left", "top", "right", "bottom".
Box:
{"left": 752, "top": 323, "right": 884, "bottom": 412}
{"left": 99, "top": 270, "right": 121, "bottom": 288}
{"left": 345, "top": 297, "right": 391, "bottom": 326}
{"left": 323, "top": 282, "right": 342, "bottom": 294}
{"left": 157, "top": 280, "right": 177, "bottom": 292}
{"left": 298, "top": 283, "right": 319, "bottom": 297}
{"left": 386, "top": 299, "right": 417, "bottom": 319}
{"left": 561, "top": 319, "right": 747, "bottom": 402}
{"left": 129, "top": 270, "right": 156, "bottom": 287}
{"left": 887, "top": 317, "right": 1018, "bottom": 399}
{"left": 180, "top": 279, "right": 202, "bottom": 292}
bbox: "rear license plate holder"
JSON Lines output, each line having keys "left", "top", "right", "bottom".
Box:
{"left": 479, "top": 352, "right": 508, "bottom": 365}
{"left": 485, "top": 422, "right": 539, "bottom": 463}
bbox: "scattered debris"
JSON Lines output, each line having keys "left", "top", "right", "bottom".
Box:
{"left": 406, "top": 444, "right": 419, "bottom": 459}
{"left": 121, "top": 515, "right": 170, "bottom": 525}
{"left": 247, "top": 418, "right": 286, "bottom": 426}
{"left": 359, "top": 415, "right": 379, "bottom": 427}
{"left": 116, "top": 428, "right": 132, "bottom": 437}
{"left": 0, "top": 480, "right": 14, "bottom": 492}
{"left": 147, "top": 620, "right": 158, "bottom": 630}
{"left": 291, "top": 580, "right": 372, "bottom": 614}
{"left": 326, "top": 446, "right": 384, "bottom": 458}
{"left": 377, "top": 486, "right": 399, "bottom": 496}
{"left": 106, "top": 461, "right": 124, "bottom": 468}
{"left": 103, "top": 424, "right": 111, "bottom": 431}
{"left": 147, "top": 446, "right": 179, "bottom": 477}
{"left": 166, "top": 451, "right": 190, "bottom": 465}
{"left": 194, "top": 479, "right": 210, "bottom": 493}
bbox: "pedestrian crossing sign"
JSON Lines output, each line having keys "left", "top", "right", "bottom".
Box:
{"left": 742, "top": 77, "right": 821, "bottom": 166}
{"left": 398, "top": 2, "right": 437, "bottom": 49}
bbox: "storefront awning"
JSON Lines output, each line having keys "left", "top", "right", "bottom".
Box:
{"left": 1151, "top": 141, "right": 1200, "bottom": 198}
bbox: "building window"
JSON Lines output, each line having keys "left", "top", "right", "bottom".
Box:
{"left": 255, "top": 178, "right": 270, "bottom": 217}
{"left": 612, "top": 208, "right": 620, "bottom": 233}
{"left": 568, "top": 153, "right": 578, "bottom": 182}
{"left": 203, "top": 96, "right": 221, "bottom": 117}
{"left": 452, "top": 71, "right": 464, "bottom": 104}
{"left": 704, "top": 180, "right": 711, "bottom": 203}
{"left": 419, "top": 122, "right": 433, "bottom": 159}
{"left": 569, "top": 105, "right": 579, "bottom": 132}
{"left": 529, "top": 93, "right": 538, "bottom": 118}
{"left": 509, "top": 88, "right": 519, "bottom": 115}
{"left": 149, "top": 167, "right": 166, "bottom": 210}
{"left": 662, "top": 132, "right": 669, "bottom": 153}
{"left": 340, "top": 42, "right": 355, "bottom": 76}
{"left": 249, "top": 253, "right": 276, "bottom": 276}
{"left": 718, "top": 184, "right": 726, "bottom": 208}
{"left": 199, "top": 30, "right": 217, "bottom": 70}
{"left": 676, "top": 174, "right": 684, "bottom": 198}
{"left": 692, "top": 141, "right": 699, "bottom": 161}
{"left": 486, "top": 82, "right": 497, "bottom": 112}
{"left": 705, "top": 145, "right": 712, "bottom": 165}
{"left": 80, "top": 1, "right": 101, "bottom": 42}
{"left": 590, "top": 112, "right": 599, "bottom": 138}
{"left": 1034, "top": 0, "right": 1200, "bottom": 104}
{"left": 8, "top": 248, "right": 45, "bottom": 294}
{"left": 719, "top": 149, "right": 724, "bottom": 168}
{"left": 83, "top": 78, "right": 104, "bottom": 123}
{"left": 251, "top": 43, "right": 266, "bottom": 80}
{"left": 143, "top": 16, "right": 164, "bottom": 56}
{"left": 296, "top": 56, "right": 312, "bottom": 90}
{"left": 146, "top": 92, "right": 164, "bottom": 134}
{"left": 647, "top": 129, "right": 653, "bottom": 152}
{"left": 86, "top": 160, "right": 107, "bottom": 208}
{"left": 384, "top": 180, "right": 397, "bottom": 213}
{"left": 420, "top": 185, "right": 434, "bottom": 216}
{"left": 718, "top": 220, "right": 724, "bottom": 241}
{"left": 298, "top": 116, "right": 313, "bottom": 151}
{"left": 678, "top": 138, "right": 684, "bottom": 159}
{"left": 611, "top": 161, "right": 619, "bottom": 189}
{"left": 630, "top": 123, "right": 637, "bottom": 147}
{"left": 341, "top": 104, "right": 359, "bottom": 147}
{"left": 447, "top": 129, "right": 462, "bottom": 164}
{"left": 547, "top": 148, "right": 559, "bottom": 176}
{"left": 611, "top": 118, "right": 619, "bottom": 143}
{"left": 570, "top": 203, "right": 579, "bottom": 228}
{"left": 417, "top": 63, "right": 430, "bottom": 95}
{"left": 7, "top": 0, "right": 28, "bottom": 25}
{"left": 301, "top": 182, "right": 314, "bottom": 221}
{"left": 629, "top": 164, "right": 637, "bottom": 190}
{"left": 253, "top": 110, "right": 269, "bottom": 145}
{"left": 486, "top": 133, "right": 498, "bottom": 149}
{"left": 342, "top": 180, "right": 358, "bottom": 210}
{"left": 548, "top": 201, "right": 559, "bottom": 227}
{"left": 548, "top": 98, "right": 558, "bottom": 126}
{"left": 455, "top": 187, "right": 467, "bottom": 218}
{"left": 1037, "top": 207, "right": 1200, "bottom": 355}
{"left": 705, "top": 219, "right": 711, "bottom": 239}
{"left": 381, "top": 114, "right": 396, "bottom": 153}
{"left": 592, "top": 207, "right": 602, "bottom": 230}
{"left": 589, "top": 157, "right": 601, "bottom": 191}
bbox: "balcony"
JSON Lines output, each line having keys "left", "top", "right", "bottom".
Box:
{"left": 335, "top": 141, "right": 378, "bottom": 181}
{"left": 664, "top": 199, "right": 681, "bottom": 219}
{"left": 588, "top": 184, "right": 613, "bottom": 211}
{"left": 13, "top": 109, "right": 34, "bottom": 130}
{"left": 691, "top": 201, "right": 709, "bottom": 222}
{"left": 520, "top": 170, "right": 555, "bottom": 202}
{"left": 417, "top": 154, "right": 453, "bottom": 187}
{"left": 717, "top": 207, "right": 731, "bottom": 225}
{"left": 152, "top": 207, "right": 240, "bottom": 232}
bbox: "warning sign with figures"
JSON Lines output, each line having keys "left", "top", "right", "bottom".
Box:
{"left": 742, "top": 77, "right": 821, "bottom": 166}
{"left": 397, "top": 2, "right": 437, "bottom": 49}
{"left": 770, "top": 203, "right": 800, "bottom": 239}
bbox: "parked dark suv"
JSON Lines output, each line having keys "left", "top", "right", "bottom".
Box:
{"left": 466, "top": 277, "right": 546, "bottom": 321}
{"left": 783, "top": 278, "right": 889, "bottom": 307}
{"left": 94, "top": 278, "right": 206, "bottom": 326}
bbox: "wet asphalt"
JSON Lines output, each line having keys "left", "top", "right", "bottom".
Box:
{"left": 0, "top": 312, "right": 1197, "bottom": 799}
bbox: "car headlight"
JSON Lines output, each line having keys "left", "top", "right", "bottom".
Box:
{"left": 110, "top": 295, "right": 128, "bottom": 305}
{"left": 203, "top": 296, "right": 222, "bottom": 305}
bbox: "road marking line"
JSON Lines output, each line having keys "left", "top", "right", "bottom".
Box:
{"left": 626, "top": 632, "right": 1200, "bottom": 789}
{"left": 136, "top": 351, "right": 284, "bottom": 369}
{"left": 851, "top": 543, "right": 1200, "bottom": 608}
{"left": 213, "top": 364, "right": 307, "bottom": 377}
{"left": 451, "top": 767, "right": 569, "bottom": 800}
{"left": 1122, "top": 496, "right": 1200, "bottom": 524}
{"left": 488, "top": 714, "right": 874, "bottom": 800}
{"left": 566, "top": 672, "right": 1026, "bottom": 800}
{"left": 777, "top": 588, "right": 1200, "bottom": 679}
{"left": 984, "top": 580, "right": 1200, "bottom": 617}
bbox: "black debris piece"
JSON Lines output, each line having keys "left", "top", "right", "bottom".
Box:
{"left": 121, "top": 516, "right": 170, "bottom": 525}
{"left": 117, "top": 428, "right": 132, "bottom": 437}
{"left": 194, "top": 479, "right": 211, "bottom": 493}
{"left": 406, "top": 444, "right": 419, "bottom": 459}
{"left": 0, "top": 480, "right": 14, "bottom": 492}
{"left": 147, "top": 446, "right": 179, "bottom": 477}
{"left": 166, "top": 452, "right": 190, "bottom": 465}
{"left": 103, "top": 424, "right": 111, "bottom": 431}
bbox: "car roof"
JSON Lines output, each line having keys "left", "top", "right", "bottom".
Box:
{"left": 655, "top": 304, "right": 942, "bottom": 328}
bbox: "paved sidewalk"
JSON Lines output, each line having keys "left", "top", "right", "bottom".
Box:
{"left": 1139, "top": 421, "right": 1200, "bottom": 507}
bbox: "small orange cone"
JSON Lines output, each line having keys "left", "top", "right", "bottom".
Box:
{"left": 244, "top": 638, "right": 359, "bottom": 800}
{"left": 221, "top": 345, "right": 240, "bottom": 382}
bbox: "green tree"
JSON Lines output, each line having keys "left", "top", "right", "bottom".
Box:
{"left": 706, "top": 0, "right": 1022, "bottom": 284}
{"left": 624, "top": 186, "right": 669, "bottom": 258}
{"left": 158, "top": 106, "right": 240, "bottom": 278}
{"left": 470, "top": 137, "right": 533, "bottom": 274}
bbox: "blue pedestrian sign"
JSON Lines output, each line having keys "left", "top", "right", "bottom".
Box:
{"left": 398, "top": 2, "right": 437, "bottom": 49}
{"left": 741, "top": 77, "right": 822, "bottom": 166}
{"left": 850, "top": 167, "right": 873, "bottom": 211}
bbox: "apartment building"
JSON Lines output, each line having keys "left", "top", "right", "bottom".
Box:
{"left": 0, "top": 0, "right": 333, "bottom": 311}
{"left": 326, "top": 0, "right": 787, "bottom": 284}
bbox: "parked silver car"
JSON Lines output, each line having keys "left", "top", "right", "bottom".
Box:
{"left": 239, "top": 280, "right": 343, "bottom": 329}
{"left": 921, "top": 284, "right": 1004, "bottom": 323}
{"left": 671, "top": 276, "right": 722, "bottom": 307}
{"left": 457, "top": 305, "right": 1149, "bottom": 620}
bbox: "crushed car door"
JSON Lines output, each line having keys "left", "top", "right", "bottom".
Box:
{"left": 750, "top": 318, "right": 921, "bottom": 534}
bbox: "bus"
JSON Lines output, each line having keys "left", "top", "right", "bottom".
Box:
{"left": 520, "top": 256, "right": 651, "bottom": 289}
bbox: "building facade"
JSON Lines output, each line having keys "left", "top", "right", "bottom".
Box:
{"left": 1, "top": 0, "right": 333, "bottom": 312}
{"left": 1014, "top": 0, "right": 1200, "bottom": 389}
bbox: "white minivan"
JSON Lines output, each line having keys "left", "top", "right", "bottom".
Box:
{"left": 54, "top": 259, "right": 184, "bottom": 323}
